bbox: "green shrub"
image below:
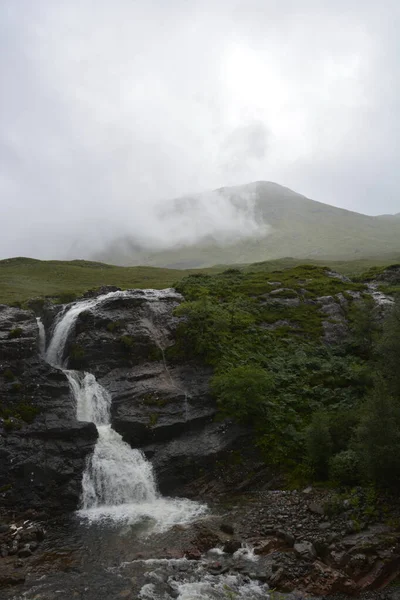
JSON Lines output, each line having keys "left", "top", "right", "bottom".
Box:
{"left": 148, "top": 413, "right": 159, "bottom": 427}
{"left": 329, "top": 450, "right": 361, "bottom": 486}
{"left": 376, "top": 296, "right": 400, "bottom": 396}
{"left": 120, "top": 335, "right": 134, "bottom": 351}
{"left": 8, "top": 327, "right": 23, "bottom": 339}
{"left": 211, "top": 365, "right": 275, "bottom": 424}
{"left": 70, "top": 343, "right": 85, "bottom": 360}
{"left": 305, "top": 412, "right": 333, "bottom": 480}
{"left": 107, "top": 320, "right": 121, "bottom": 332}
{"left": 2, "top": 418, "right": 20, "bottom": 432}
{"left": 17, "top": 403, "right": 39, "bottom": 423}
{"left": 357, "top": 382, "right": 400, "bottom": 489}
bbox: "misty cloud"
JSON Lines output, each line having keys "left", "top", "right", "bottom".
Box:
{"left": 0, "top": 0, "right": 399, "bottom": 259}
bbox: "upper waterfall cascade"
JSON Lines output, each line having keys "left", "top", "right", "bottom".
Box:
{"left": 40, "top": 289, "right": 206, "bottom": 527}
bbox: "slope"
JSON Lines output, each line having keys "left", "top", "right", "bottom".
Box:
{"left": 95, "top": 182, "right": 400, "bottom": 268}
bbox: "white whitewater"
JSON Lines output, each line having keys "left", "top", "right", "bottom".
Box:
{"left": 44, "top": 290, "right": 206, "bottom": 528}
{"left": 36, "top": 317, "right": 46, "bottom": 356}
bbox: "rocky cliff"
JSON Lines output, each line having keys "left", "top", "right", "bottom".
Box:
{"left": 0, "top": 304, "right": 97, "bottom": 513}
{"left": 0, "top": 289, "right": 246, "bottom": 514}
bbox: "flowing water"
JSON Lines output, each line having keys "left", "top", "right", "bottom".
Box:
{"left": 44, "top": 289, "right": 205, "bottom": 528}
{"left": 4, "top": 292, "right": 273, "bottom": 599}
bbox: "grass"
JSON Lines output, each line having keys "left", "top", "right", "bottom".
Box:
{"left": 0, "top": 257, "right": 218, "bottom": 305}
{"left": 0, "top": 255, "right": 398, "bottom": 306}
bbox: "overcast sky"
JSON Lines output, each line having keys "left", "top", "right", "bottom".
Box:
{"left": 1, "top": 0, "right": 399, "bottom": 259}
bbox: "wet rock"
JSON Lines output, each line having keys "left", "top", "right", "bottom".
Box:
{"left": 17, "top": 544, "right": 32, "bottom": 558}
{"left": 294, "top": 541, "right": 317, "bottom": 560}
{"left": 0, "top": 564, "right": 26, "bottom": 585}
{"left": 253, "top": 537, "right": 287, "bottom": 555}
{"left": 184, "top": 548, "right": 201, "bottom": 560}
{"left": 144, "top": 421, "right": 248, "bottom": 494}
{"left": 222, "top": 539, "right": 242, "bottom": 554}
{"left": 300, "top": 560, "right": 357, "bottom": 595}
{"left": 308, "top": 502, "right": 324, "bottom": 516}
{"left": 220, "top": 522, "right": 234, "bottom": 535}
{"left": 110, "top": 364, "right": 215, "bottom": 447}
{"left": 0, "top": 304, "right": 98, "bottom": 514}
{"left": 189, "top": 524, "right": 222, "bottom": 554}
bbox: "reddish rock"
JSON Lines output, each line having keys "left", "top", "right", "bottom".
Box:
{"left": 184, "top": 547, "right": 202, "bottom": 560}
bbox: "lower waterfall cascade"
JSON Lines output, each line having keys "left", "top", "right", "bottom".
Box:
{"left": 41, "top": 289, "right": 206, "bottom": 528}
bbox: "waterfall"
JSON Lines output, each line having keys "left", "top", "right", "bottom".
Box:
{"left": 43, "top": 290, "right": 206, "bottom": 528}
{"left": 36, "top": 317, "right": 46, "bottom": 356}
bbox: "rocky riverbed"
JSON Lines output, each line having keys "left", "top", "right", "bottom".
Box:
{"left": 1, "top": 486, "right": 400, "bottom": 599}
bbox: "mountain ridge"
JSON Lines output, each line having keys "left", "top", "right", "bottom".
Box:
{"left": 94, "top": 181, "right": 400, "bottom": 268}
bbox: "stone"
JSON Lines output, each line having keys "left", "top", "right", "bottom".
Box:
{"left": 308, "top": 502, "right": 324, "bottom": 516}
{"left": 0, "top": 565, "right": 26, "bottom": 585}
{"left": 184, "top": 548, "right": 201, "bottom": 560}
{"left": 18, "top": 544, "right": 32, "bottom": 558}
{"left": 294, "top": 541, "right": 317, "bottom": 560}
{"left": 220, "top": 522, "right": 234, "bottom": 535}
{"left": 222, "top": 539, "right": 242, "bottom": 554}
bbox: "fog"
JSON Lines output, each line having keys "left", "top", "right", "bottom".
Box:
{"left": 1, "top": 0, "right": 399, "bottom": 259}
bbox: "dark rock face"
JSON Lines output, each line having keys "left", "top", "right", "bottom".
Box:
{"left": 107, "top": 363, "right": 215, "bottom": 447}
{"left": 0, "top": 305, "right": 97, "bottom": 514}
{"left": 144, "top": 421, "right": 248, "bottom": 494}
{"left": 1, "top": 291, "right": 247, "bottom": 514}
{"left": 55, "top": 290, "right": 246, "bottom": 495}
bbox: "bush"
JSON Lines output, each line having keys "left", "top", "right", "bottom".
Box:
{"left": 2, "top": 418, "right": 21, "bottom": 432}
{"left": 107, "top": 320, "right": 121, "bottom": 332}
{"left": 357, "top": 382, "right": 400, "bottom": 489}
{"left": 211, "top": 365, "right": 275, "bottom": 424}
{"left": 120, "top": 335, "right": 134, "bottom": 351}
{"left": 70, "top": 343, "right": 85, "bottom": 360}
{"left": 17, "top": 404, "right": 39, "bottom": 424}
{"left": 347, "top": 297, "right": 379, "bottom": 359}
{"left": 305, "top": 412, "right": 333, "bottom": 480}
{"left": 8, "top": 327, "right": 23, "bottom": 339}
{"left": 329, "top": 450, "right": 361, "bottom": 486}
{"left": 376, "top": 297, "right": 400, "bottom": 396}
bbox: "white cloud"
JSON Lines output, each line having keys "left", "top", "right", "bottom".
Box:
{"left": 0, "top": 0, "right": 399, "bottom": 258}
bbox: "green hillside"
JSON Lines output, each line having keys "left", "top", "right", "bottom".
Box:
{"left": 0, "top": 258, "right": 202, "bottom": 305}
{"left": 95, "top": 182, "right": 400, "bottom": 268}
{"left": 1, "top": 254, "right": 399, "bottom": 306}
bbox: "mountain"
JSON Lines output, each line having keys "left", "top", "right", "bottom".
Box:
{"left": 94, "top": 182, "right": 400, "bottom": 268}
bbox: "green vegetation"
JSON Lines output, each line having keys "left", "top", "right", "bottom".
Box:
{"left": 1, "top": 254, "right": 399, "bottom": 306}
{"left": 106, "top": 320, "right": 122, "bottom": 333}
{"left": 120, "top": 334, "right": 134, "bottom": 351}
{"left": 8, "top": 327, "right": 23, "bottom": 339}
{"left": 0, "top": 401, "right": 40, "bottom": 427}
{"left": 0, "top": 257, "right": 216, "bottom": 305}
{"left": 172, "top": 265, "right": 400, "bottom": 490}
{"left": 69, "top": 343, "right": 86, "bottom": 361}
{"left": 148, "top": 413, "right": 159, "bottom": 427}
